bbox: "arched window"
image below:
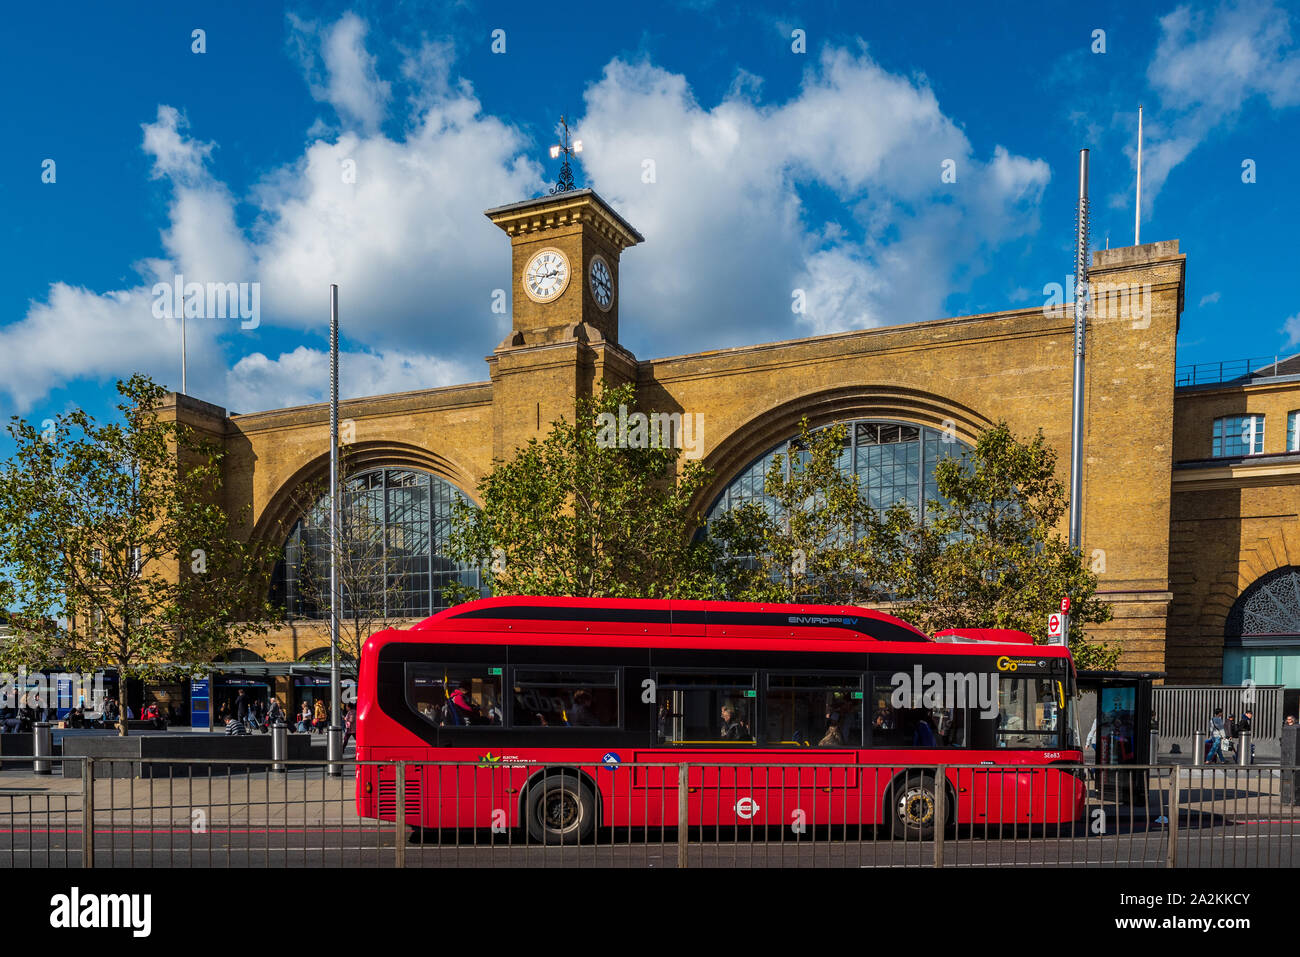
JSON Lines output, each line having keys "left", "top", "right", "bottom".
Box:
{"left": 270, "top": 467, "right": 482, "bottom": 620}
{"left": 1226, "top": 567, "right": 1300, "bottom": 639}
{"left": 1223, "top": 567, "right": 1300, "bottom": 707}
{"left": 706, "top": 419, "right": 972, "bottom": 525}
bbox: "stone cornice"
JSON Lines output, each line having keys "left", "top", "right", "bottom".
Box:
{"left": 229, "top": 381, "right": 492, "bottom": 434}
{"left": 484, "top": 189, "right": 645, "bottom": 250}
{"left": 1172, "top": 458, "right": 1300, "bottom": 491}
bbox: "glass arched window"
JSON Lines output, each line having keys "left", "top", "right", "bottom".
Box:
{"left": 706, "top": 420, "right": 972, "bottom": 525}
{"left": 271, "top": 467, "right": 482, "bottom": 620}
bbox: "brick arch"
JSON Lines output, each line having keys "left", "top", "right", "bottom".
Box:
{"left": 694, "top": 384, "right": 994, "bottom": 514}
{"left": 1192, "top": 519, "right": 1300, "bottom": 637}
{"left": 251, "top": 440, "right": 480, "bottom": 548}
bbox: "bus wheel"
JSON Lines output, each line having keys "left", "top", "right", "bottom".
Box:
{"left": 525, "top": 775, "right": 595, "bottom": 845}
{"left": 889, "top": 774, "right": 940, "bottom": 840}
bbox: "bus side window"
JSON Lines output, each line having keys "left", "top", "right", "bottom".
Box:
{"left": 867, "top": 672, "right": 968, "bottom": 749}
{"left": 765, "top": 674, "right": 862, "bottom": 747}
{"left": 407, "top": 665, "right": 504, "bottom": 727}
{"left": 655, "top": 673, "right": 755, "bottom": 745}
{"left": 511, "top": 669, "right": 619, "bottom": 728}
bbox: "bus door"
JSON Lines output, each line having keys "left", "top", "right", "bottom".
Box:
{"left": 632, "top": 670, "right": 861, "bottom": 827}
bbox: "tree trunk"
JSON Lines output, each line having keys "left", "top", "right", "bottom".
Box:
{"left": 116, "top": 659, "right": 128, "bottom": 736}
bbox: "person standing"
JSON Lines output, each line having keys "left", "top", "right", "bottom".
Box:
{"left": 235, "top": 689, "right": 252, "bottom": 731}
{"left": 342, "top": 703, "right": 357, "bottom": 749}
{"left": 313, "top": 698, "right": 328, "bottom": 734}
{"left": 1238, "top": 709, "right": 1255, "bottom": 763}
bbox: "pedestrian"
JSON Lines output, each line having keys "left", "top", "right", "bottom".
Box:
{"left": 1238, "top": 709, "right": 1255, "bottom": 763}
{"left": 1208, "top": 707, "right": 1227, "bottom": 764}
{"left": 267, "top": 697, "right": 285, "bottom": 727}
{"left": 296, "top": 702, "right": 312, "bottom": 733}
{"left": 236, "top": 689, "right": 255, "bottom": 731}
{"left": 342, "top": 703, "right": 357, "bottom": 749}
{"left": 313, "top": 698, "right": 328, "bottom": 733}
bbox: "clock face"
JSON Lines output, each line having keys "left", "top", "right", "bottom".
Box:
{"left": 523, "top": 248, "right": 571, "bottom": 303}
{"left": 589, "top": 254, "right": 614, "bottom": 311}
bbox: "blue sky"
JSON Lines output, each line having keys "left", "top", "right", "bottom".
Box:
{"left": 3, "top": 0, "right": 1299, "bottom": 446}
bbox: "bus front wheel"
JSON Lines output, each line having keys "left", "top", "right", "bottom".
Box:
{"left": 888, "top": 773, "right": 943, "bottom": 841}
{"left": 525, "top": 775, "right": 595, "bottom": 845}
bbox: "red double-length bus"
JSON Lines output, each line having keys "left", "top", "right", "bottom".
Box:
{"left": 355, "top": 596, "right": 1085, "bottom": 843}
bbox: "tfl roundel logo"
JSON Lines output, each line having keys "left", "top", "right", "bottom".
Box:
{"left": 602, "top": 752, "right": 621, "bottom": 769}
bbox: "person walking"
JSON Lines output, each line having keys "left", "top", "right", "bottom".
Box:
{"left": 312, "top": 698, "right": 328, "bottom": 734}
{"left": 1208, "top": 707, "right": 1227, "bottom": 764}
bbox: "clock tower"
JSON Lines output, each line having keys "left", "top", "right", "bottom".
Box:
{"left": 484, "top": 188, "right": 643, "bottom": 348}
{"left": 484, "top": 188, "right": 645, "bottom": 459}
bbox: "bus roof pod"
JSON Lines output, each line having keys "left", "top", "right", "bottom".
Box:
{"left": 933, "top": 628, "right": 1038, "bottom": 644}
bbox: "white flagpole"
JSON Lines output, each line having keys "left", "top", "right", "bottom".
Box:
{"left": 1135, "top": 105, "right": 1143, "bottom": 246}
{"left": 181, "top": 314, "right": 187, "bottom": 395}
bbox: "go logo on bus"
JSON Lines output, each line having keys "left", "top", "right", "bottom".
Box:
{"left": 995, "top": 656, "right": 1042, "bottom": 672}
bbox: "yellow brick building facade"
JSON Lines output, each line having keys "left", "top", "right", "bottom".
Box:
{"left": 158, "top": 190, "right": 1300, "bottom": 708}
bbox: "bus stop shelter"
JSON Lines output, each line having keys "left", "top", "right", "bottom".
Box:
{"left": 1076, "top": 670, "right": 1163, "bottom": 803}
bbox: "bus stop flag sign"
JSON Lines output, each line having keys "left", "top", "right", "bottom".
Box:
{"left": 1047, "top": 613, "right": 1065, "bottom": 644}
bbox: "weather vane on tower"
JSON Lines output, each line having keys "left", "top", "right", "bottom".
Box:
{"left": 548, "top": 115, "right": 582, "bottom": 194}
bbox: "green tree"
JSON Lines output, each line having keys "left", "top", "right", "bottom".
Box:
{"left": 894, "top": 422, "right": 1118, "bottom": 669}
{"left": 709, "top": 419, "right": 912, "bottom": 605}
{"left": 447, "top": 383, "right": 720, "bottom": 599}
{"left": 0, "top": 375, "right": 278, "bottom": 734}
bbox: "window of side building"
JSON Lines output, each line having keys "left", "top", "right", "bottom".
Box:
{"left": 1212, "top": 414, "right": 1264, "bottom": 457}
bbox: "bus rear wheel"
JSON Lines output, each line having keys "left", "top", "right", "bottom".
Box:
{"left": 888, "top": 773, "right": 942, "bottom": 841}
{"left": 525, "top": 775, "right": 595, "bottom": 845}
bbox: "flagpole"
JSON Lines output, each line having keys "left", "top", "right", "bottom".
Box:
{"left": 327, "top": 284, "right": 343, "bottom": 776}
{"left": 1066, "top": 149, "right": 1090, "bottom": 650}
{"left": 181, "top": 314, "right": 187, "bottom": 395}
{"left": 1135, "top": 105, "right": 1143, "bottom": 246}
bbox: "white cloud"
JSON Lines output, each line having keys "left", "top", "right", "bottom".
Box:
{"left": 578, "top": 50, "right": 1049, "bottom": 346}
{"left": 0, "top": 283, "right": 209, "bottom": 411}
{"left": 225, "top": 346, "right": 472, "bottom": 412}
{"left": 288, "top": 12, "right": 392, "bottom": 134}
{"left": 1137, "top": 0, "right": 1300, "bottom": 211}
{"left": 1199, "top": 291, "right": 1222, "bottom": 306}
{"left": 1283, "top": 312, "right": 1300, "bottom": 348}
{"left": 1, "top": 18, "right": 1051, "bottom": 415}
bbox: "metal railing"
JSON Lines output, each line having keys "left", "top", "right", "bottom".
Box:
{"left": 1175, "top": 357, "right": 1286, "bottom": 387}
{"left": 0, "top": 758, "right": 1293, "bottom": 868}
